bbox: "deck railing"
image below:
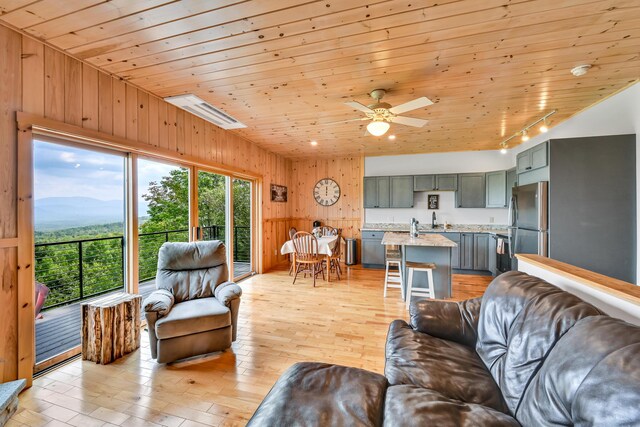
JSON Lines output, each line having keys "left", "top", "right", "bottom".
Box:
{"left": 35, "top": 226, "right": 250, "bottom": 310}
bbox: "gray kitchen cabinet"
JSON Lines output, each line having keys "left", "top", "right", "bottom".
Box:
{"left": 516, "top": 141, "right": 548, "bottom": 173}
{"left": 413, "top": 175, "right": 435, "bottom": 191}
{"left": 390, "top": 176, "right": 414, "bottom": 208}
{"left": 474, "top": 233, "right": 490, "bottom": 271}
{"left": 441, "top": 232, "right": 461, "bottom": 269}
{"left": 456, "top": 173, "right": 486, "bottom": 208}
{"left": 435, "top": 174, "right": 458, "bottom": 191}
{"left": 361, "top": 237, "right": 385, "bottom": 268}
{"left": 363, "top": 176, "right": 390, "bottom": 208}
{"left": 506, "top": 168, "right": 517, "bottom": 201}
{"left": 488, "top": 235, "right": 497, "bottom": 276}
{"left": 460, "top": 233, "right": 474, "bottom": 270}
{"left": 530, "top": 142, "right": 548, "bottom": 170}
{"left": 485, "top": 170, "right": 507, "bottom": 208}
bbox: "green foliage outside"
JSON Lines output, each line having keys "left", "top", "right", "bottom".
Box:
{"left": 35, "top": 169, "right": 252, "bottom": 309}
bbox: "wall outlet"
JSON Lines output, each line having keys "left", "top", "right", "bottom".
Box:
{"left": 489, "top": 217, "right": 495, "bottom": 223}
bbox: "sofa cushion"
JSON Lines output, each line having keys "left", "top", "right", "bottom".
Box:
{"left": 385, "top": 320, "right": 509, "bottom": 414}
{"left": 384, "top": 385, "right": 520, "bottom": 427}
{"left": 476, "top": 271, "right": 602, "bottom": 414}
{"left": 155, "top": 297, "right": 230, "bottom": 339}
{"left": 247, "top": 362, "right": 388, "bottom": 427}
{"left": 517, "top": 316, "right": 640, "bottom": 426}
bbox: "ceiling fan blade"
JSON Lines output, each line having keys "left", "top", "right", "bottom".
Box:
{"left": 345, "top": 101, "right": 374, "bottom": 113}
{"left": 324, "top": 117, "right": 370, "bottom": 125}
{"left": 388, "top": 97, "right": 433, "bottom": 115}
{"left": 390, "top": 116, "right": 429, "bottom": 128}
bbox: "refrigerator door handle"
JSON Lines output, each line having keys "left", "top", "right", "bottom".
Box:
{"left": 509, "top": 228, "right": 516, "bottom": 259}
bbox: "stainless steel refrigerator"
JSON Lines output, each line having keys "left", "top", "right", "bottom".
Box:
{"left": 508, "top": 182, "right": 548, "bottom": 263}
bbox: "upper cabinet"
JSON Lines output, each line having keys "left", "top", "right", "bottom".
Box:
{"left": 413, "top": 175, "right": 434, "bottom": 191}
{"left": 390, "top": 176, "right": 414, "bottom": 208}
{"left": 413, "top": 174, "right": 458, "bottom": 191}
{"left": 365, "top": 176, "right": 412, "bottom": 208}
{"left": 456, "top": 173, "right": 486, "bottom": 208}
{"left": 485, "top": 170, "right": 507, "bottom": 208}
{"left": 435, "top": 174, "right": 458, "bottom": 191}
{"left": 516, "top": 141, "right": 548, "bottom": 174}
{"left": 363, "top": 176, "right": 390, "bottom": 208}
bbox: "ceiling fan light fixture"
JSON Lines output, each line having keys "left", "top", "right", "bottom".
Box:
{"left": 367, "top": 120, "right": 390, "bottom": 136}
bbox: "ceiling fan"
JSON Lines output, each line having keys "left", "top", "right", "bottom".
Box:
{"left": 336, "top": 89, "right": 433, "bottom": 136}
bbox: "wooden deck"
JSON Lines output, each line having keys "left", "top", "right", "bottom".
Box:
{"left": 35, "top": 263, "right": 251, "bottom": 364}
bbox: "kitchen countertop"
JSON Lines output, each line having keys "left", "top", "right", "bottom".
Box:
{"left": 381, "top": 232, "right": 457, "bottom": 247}
{"left": 362, "top": 223, "right": 508, "bottom": 235}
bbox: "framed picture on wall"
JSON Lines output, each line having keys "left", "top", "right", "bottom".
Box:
{"left": 271, "top": 184, "right": 288, "bottom": 202}
{"left": 428, "top": 194, "right": 439, "bottom": 210}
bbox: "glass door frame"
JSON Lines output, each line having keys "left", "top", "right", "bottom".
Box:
{"left": 193, "top": 166, "right": 258, "bottom": 281}
{"left": 30, "top": 135, "right": 130, "bottom": 372}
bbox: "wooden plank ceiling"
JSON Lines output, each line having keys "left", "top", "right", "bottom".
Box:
{"left": 1, "top": 0, "right": 639, "bottom": 159}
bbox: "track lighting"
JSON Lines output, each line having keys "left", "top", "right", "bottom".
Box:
{"left": 539, "top": 118, "right": 548, "bottom": 133}
{"left": 497, "top": 110, "right": 556, "bottom": 152}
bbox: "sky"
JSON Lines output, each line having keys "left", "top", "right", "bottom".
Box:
{"left": 34, "top": 140, "right": 184, "bottom": 216}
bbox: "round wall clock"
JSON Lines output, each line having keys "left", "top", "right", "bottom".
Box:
{"left": 314, "top": 178, "right": 341, "bottom": 206}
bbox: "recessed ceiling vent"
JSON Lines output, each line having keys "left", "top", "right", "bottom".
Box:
{"left": 164, "top": 94, "right": 246, "bottom": 129}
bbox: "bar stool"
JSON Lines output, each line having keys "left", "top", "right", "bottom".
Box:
{"left": 384, "top": 247, "right": 404, "bottom": 299}
{"left": 405, "top": 261, "right": 436, "bottom": 309}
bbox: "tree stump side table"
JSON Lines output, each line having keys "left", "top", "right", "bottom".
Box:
{"left": 82, "top": 292, "right": 142, "bottom": 364}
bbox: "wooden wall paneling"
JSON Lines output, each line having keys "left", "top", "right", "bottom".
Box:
{"left": 0, "top": 25, "right": 21, "bottom": 384}
{"left": 147, "top": 95, "right": 159, "bottom": 147}
{"left": 166, "top": 104, "right": 177, "bottom": 152}
{"left": 157, "top": 99, "right": 168, "bottom": 149}
{"left": 112, "top": 77, "right": 126, "bottom": 138}
{"left": 63, "top": 56, "right": 82, "bottom": 126}
{"left": 43, "top": 47, "right": 64, "bottom": 121}
{"left": 176, "top": 108, "right": 185, "bottom": 155}
{"left": 81, "top": 64, "right": 99, "bottom": 130}
{"left": 97, "top": 71, "right": 112, "bottom": 134}
{"left": 1, "top": 26, "right": 20, "bottom": 240}
{"left": 21, "top": 37, "right": 44, "bottom": 116}
{"left": 182, "top": 111, "right": 191, "bottom": 156}
{"left": 137, "top": 90, "right": 149, "bottom": 144}
{"left": 0, "top": 248, "right": 18, "bottom": 383}
{"left": 125, "top": 83, "right": 137, "bottom": 141}
{"left": 17, "top": 127, "right": 34, "bottom": 387}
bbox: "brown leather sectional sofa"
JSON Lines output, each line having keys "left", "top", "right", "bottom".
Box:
{"left": 247, "top": 271, "right": 640, "bottom": 426}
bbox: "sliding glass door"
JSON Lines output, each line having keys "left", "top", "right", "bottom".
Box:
{"left": 33, "top": 139, "right": 126, "bottom": 365}
{"left": 137, "top": 158, "right": 190, "bottom": 294}
{"left": 232, "top": 178, "right": 252, "bottom": 279}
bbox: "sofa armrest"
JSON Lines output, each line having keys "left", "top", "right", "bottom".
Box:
{"left": 143, "top": 289, "right": 174, "bottom": 316}
{"left": 410, "top": 297, "right": 482, "bottom": 347}
{"left": 214, "top": 281, "right": 242, "bottom": 307}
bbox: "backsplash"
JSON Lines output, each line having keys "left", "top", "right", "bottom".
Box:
{"left": 365, "top": 191, "right": 509, "bottom": 225}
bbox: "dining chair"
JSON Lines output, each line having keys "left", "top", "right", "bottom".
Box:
{"left": 288, "top": 227, "right": 297, "bottom": 275}
{"left": 326, "top": 232, "right": 343, "bottom": 281}
{"left": 292, "top": 231, "right": 325, "bottom": 287}
{"left": 321, "top": 226, "right": 337, "bottom": 236}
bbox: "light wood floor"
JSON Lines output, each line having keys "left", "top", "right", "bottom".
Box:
{"left": 9, "top": 265, "right": 492, "bottom": 427}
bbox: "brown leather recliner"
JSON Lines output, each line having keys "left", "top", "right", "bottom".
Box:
{"left": 143, "top": 240, "right": 242, "bottom": 363}
{"left": 248, "top": 271, "right": 640, "bottom": 426}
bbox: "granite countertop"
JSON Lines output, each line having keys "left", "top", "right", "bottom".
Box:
{"left": 381, "top": 232, "right": 458, "bottom": 247}
{"left": 362, "top": 223, "right": 508, "bottom": 235}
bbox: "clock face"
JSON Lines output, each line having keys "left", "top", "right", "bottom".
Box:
{"left": 314, "top": 178, "right": 340, "bottom": 206}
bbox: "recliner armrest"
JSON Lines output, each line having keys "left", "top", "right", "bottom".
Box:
{"left": 143, "top": 289, "right": 175, "bottom": 316}
{"left": 214, "top": 281, "right": 242, "bottom": 307}
{"left": 410, "top": 297, "right": 482, "bottom": 347}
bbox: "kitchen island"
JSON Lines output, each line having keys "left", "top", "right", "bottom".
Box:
{"left": 381, "top": 232, "right": 457, "bottom": 299}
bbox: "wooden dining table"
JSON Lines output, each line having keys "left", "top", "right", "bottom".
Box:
{"left": 280, "top": 235, "right": 339, "bottom": 282}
